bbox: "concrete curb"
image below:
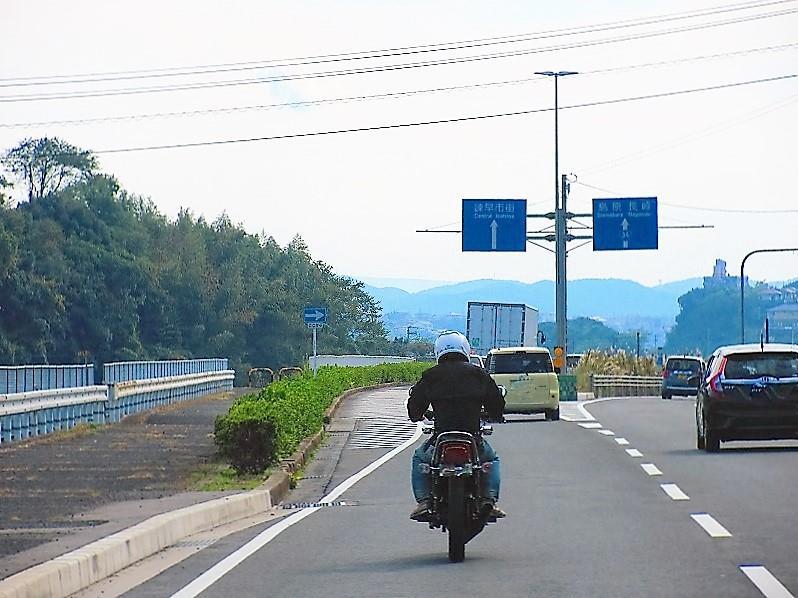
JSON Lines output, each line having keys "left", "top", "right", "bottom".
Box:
{"left": 0, "top": 382, "right": 401, "bottom": 598}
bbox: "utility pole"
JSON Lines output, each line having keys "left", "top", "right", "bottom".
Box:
{"left": 536, "top": 70, "right": 578, "bottom": 371}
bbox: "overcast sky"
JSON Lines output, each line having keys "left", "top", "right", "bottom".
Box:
{"left": 2, "top": 0, "right": 796, "bottom": 288}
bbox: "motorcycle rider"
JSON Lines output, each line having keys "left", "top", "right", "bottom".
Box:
{"left": 407, "top": 331, "right": 506, "bottom": 520}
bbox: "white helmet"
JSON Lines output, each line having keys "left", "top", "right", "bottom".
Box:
{"left": 434, "top": 331, "right": 471, "bottom": 362}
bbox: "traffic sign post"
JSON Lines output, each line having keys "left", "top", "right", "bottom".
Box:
{"left": 592, "top": 198, "right": 658, "bottom": 251}
{"left": 462, "top": 199, "right": 527, "bottom": 252}
{"left": 304, "top": 307, "right": 328, "bottom": 375}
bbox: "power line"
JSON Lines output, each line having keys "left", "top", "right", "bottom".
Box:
{"left": 89, "top": 72, "right": 798, "bottom": 154}
{"left": 5, "top": 41, "right": 796, "bottom": 129}
{"left": 2, "top": 8, "right": 796, "bottom": 103}
{"left": 581, "top": 91, "right": 798, "bottom": 175}
{"left": 2, "top": 0, "right": 793, "bottom": 87}
{"left": 574, "top": 181, "right": 798, "bottom": 213}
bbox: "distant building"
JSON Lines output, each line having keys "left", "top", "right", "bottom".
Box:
{"left": 703, "top": 258, "right": 744, "bottom": 289}
{"left": 758, "top": 287, "right": 785, "bottom": 304}
{"left": 766, "top": 303, "right": 798, "bottom": 343}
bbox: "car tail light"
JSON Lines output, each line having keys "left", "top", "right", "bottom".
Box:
{"left": 708, "top": 357, "right": 727, "bottom": 394}
{"left": 662, "top": 369, "right": 669, "bottom": 379}
{"left": 441, "top": 443, "right": 473, "bottom": 466}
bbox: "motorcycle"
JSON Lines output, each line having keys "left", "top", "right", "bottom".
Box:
{"left": 414, "top": 414, "right": 502, "bottom": 563}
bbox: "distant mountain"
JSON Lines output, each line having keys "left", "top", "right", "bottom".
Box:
{"left": 363, "top": 278, "right": 685, "bottom": 320}
{"left": 652, "top": 278, "right": 703, "bottom": 299}
{"left": 353, "top": 276, "right": 454, "bottom": 293}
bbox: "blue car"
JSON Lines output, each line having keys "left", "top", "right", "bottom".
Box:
{"left": 661, "top": 355, "right": 703, "bottom": 399}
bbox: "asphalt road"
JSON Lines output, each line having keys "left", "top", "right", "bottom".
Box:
{"left": 115, "top": 390, "right": 797, "bottom": 598}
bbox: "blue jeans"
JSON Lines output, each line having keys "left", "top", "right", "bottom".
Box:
{"left": 411, "top": 437, "right": 500, "bottom": 502}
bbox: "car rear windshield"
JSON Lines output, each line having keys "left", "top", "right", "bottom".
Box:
{"left": 490, "top": 352, "right": 553, "bottom": 374}
{"left": 723, "top": 352, "right": 798, "bottom": 379}
{"left": 666, "top": 359, "right": 701, "bottom": 373}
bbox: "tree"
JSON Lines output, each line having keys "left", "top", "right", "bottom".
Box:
{"left": 0, "top": 174, "right": 11, "bottom": 207}
{"left": 1, "top": 137, "right": 96, "bottom": 202}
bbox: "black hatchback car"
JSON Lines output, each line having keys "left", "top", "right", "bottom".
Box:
{"left": 695, "top": 343, "right": 798, "bottom": 452}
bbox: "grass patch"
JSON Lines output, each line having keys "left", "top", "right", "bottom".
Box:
{"left": 188, "top": 461, "right": 274, "bottom": 492}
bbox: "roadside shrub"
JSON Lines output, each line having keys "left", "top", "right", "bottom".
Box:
{"left": 214, "top": 399, "right": 276, "bottom": 473}
{"left": 215, "top": 362, "right": 430, "bottom": 473}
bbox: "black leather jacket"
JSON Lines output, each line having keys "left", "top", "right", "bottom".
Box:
{"left": 407, "top": 357, "right": 505, "bottom": 434}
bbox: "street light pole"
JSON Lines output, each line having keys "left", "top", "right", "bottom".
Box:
{"left": 536, "top": 70, "right": 577, "bottom": 370}
{"left": 740, "top": 247, "right": 798, "bottom": 343}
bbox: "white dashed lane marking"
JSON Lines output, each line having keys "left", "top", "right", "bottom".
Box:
{"left": 661, "top": 483, "right": 690, "bottom": 500}
{"left": 641, "top": 463, "right": 663, "bottom": 476}
{"left": 691, "top": 513, "right": 733, "bottom": 538}
{"left": 740, "top": 565, "right": 796, "bottom": 598}
{"left": 573, "top": 399, "right": 796, "bottom": 597}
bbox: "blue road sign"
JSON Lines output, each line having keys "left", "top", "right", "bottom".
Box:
{"left": 304, "top": 307, "right": 328, "bottom": 325}
{"left": 462, "top": 199, "right": 527, "bottom": 252}
{"left": 592, "top": 197, "right": 658, "bottom": 251}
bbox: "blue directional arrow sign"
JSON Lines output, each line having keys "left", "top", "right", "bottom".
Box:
{"left": 592, "top": 197, "right": 658, "bottom": 251}
{"left": 462, "top": 199, "right": 527, "bottom": 252}
{"left": 303, "top": 307, "right": 328, "bottom": 325}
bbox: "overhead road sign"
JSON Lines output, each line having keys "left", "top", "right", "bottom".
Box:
{"left": 462, "top": 199, "right": 527, "bottom": 252}
{"left": 304, "top": 307, "right": 328, "bottom": 326}
{"left": 592, "top": 197, "right": 658, "bottom": 251}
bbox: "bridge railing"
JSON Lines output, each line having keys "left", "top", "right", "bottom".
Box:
{"left": 103, "top": 359, "right": 229, "bottom": 384}
{"left": 591, "top": 374, "right": 662, "bottom": 398}
{"left": 0, "top": 386, "right": 108, "bottom": 443}
{"left": 0, "top": 365, "right": 95, "bottom": 394}
{"left": 105, "top": 370, "right": 234, "bottom": 423}
{"left": 0, "top": 361, "right": 234, "bottom": 445}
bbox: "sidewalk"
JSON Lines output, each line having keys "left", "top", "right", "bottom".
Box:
{"left": 0, "top": 388, "right": 249, "bottom": 580}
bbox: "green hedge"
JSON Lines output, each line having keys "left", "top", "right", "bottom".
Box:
{"left": 214, "top": 362, "right": 430, "bottom": 473}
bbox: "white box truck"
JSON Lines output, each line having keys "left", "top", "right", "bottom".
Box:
{"left": 466, "top": 302, "right": 539, "bottom": 353}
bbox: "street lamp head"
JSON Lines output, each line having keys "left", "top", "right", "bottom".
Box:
{"left": 535, "top": 70, "right": 579, "bottom": 77}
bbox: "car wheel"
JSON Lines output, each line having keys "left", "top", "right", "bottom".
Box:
{"left": 702, "top": 409, "right": 720, "bottom": 452}
{"left": 661, "top": 392, "right": 671, "bottom": 400}
{"left": 696, "top": 420, "right": 705, "bottom": 450}
{"left": 545, "top": 407, "right": 560, "bottom": 421}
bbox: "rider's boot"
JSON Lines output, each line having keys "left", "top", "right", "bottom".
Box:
{"left": 410, "top": 498, "right": 432, "bottom": 521}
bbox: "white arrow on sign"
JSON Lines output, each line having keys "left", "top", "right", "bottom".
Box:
{"left": 308, "top": 310, "right": 325, "bottom": 321}
{"left": 490, "top": 220, "right": 499, "bottom": 250}
{"left": 622, "top": 218, "right": 629, "bottom": 248}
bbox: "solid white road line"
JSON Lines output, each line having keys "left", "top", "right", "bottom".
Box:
{"left": 615, "top": 438, "right": 630, "bottom": 446}
{"left": 171, "top": 423, "right": 424, "bottom": 598}
{"left": 579, "top": 422, "right": 603, "bottom": 429}
{"left": 690, "top": 513, "right": 733, "bottom": 538}
{"left": 598, "top": 429, "right": 615, "bottom": 436}
{"left": 625, "top": 448, "right": 643, "bottom": 457}
{"left": 660, "top": 483, "right": 690, "bottom": 500}
{"left": 641, "top": 463, "right": 662, "bottom": 476}
{"left": 740, "top": 565, "right": 795, "bottom": 598}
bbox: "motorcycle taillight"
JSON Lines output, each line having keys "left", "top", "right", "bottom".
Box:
{"left": 441, "top": 443, "right": 473, "bottom": 466}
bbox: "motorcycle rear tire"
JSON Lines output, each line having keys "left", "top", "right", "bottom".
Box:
{"left": 447, "top": 478, "right": 466, "bottom": 563}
